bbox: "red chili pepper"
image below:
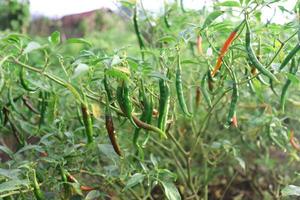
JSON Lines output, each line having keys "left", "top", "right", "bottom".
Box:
{"left": 211, "top": 25, "right": 241, "bottom": 77}
{"left": 290, "top": 129, "right": 300, "bottom": 151}
{"left": 231, "top": 114, "right": 238, "bottom": 128}
{"left": 195, "top": 86, "right": 201, "bottom": 108}
{"left": 80, "top": 185, "right": 95, "bottom": 191}
{"left": 39, "top": 151, "right": 48, "bottom": 157}
{"left": 197, "top": 35, "right": 203, "bottom": 55}
{"left": 66, "top": 174, "right": 78, "bottom": 183}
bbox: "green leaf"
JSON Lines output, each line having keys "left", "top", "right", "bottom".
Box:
{"left": 0, "top": 145, "right": 14, "bottom": 159}
{"left": 105, "top": 67, "right": 130, "bottom": 81}
{"left": 124, "top": 173, "right": 145, "bottom": 190}
{"left": 16, "top": 145, "right": 42, "bottom": 155}
{"left": 286, "top": 73, "right": 299, "bottom": 84}
{"left": 282, "top": 185, "right": 300, "bottom": 196}
{"left": 157, "top": 35, "right": 177, "bottom": 43}
{"left": 85, "top": 190, "right": 101, "bottom": 200}
{"left": 161, "top": 181, "right": 181, "bottom": 200}
{"left": 0, "top": 179, "right": 29, "bottom": 193}
{"left": 202, "top": 10, "right": 224, "bottom": 30}
{"left": 235, "top": 157, "right": 246, "bottom": 172}
{"left": 0, "top": 168, "right": 21, "bottom": 179}
{"left": 23, "top": 41, "right": 41, "bottom": 54}
{"left": 67, "top": 38, "right": 92, "bottom": 47}
{"left": 216, "top": 1, "right": 240, "bottom": 7}
{"left": 48, "top": 31, "right": 61, "bottom": 46}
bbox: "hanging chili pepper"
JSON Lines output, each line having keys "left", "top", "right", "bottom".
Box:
{"left": 280, "top": 58, "right": 298, "bottom": 112}
{"left": 133, "top": 5, "right": 145, "bottom": 59}
{"left": 38, "top": 91, "right": 49, "bottom": 128}
{"left": 0, "top": 67, "right": 4, "bottom": 95}
{"left": 158, "top": 78, "right": 170, "bottom": 132}
{"left": 103, "top": 75, "right": 113, "bottom": 102}
{"left": 19, "top": 67, "right": 38, "bottom": 92}
{"left": 59, "top": 166, "right": 72, "bottom": 198}
{"left": 226, "top": 71, "right": 239, "bottom": 127}
{"left": 200, "top": 73, "right": 212, "bottom": 108}
{"left": 105, "top": 102, "right": 122, "bottom": 156}
{"left": 211, "top": 23, "right": 242, "bottom": 77}
{"left": 176, "top": 51, "right": 192, "bottom": 117}
{"left": 32, "top": 169, "right": 45, "bottom": 200}
{"left": 245, "top": 18, "right": 279, "bottom": 82}
{"left": 133, "top": 82, "right": 149, "bottom": 142}
{"left": 116, "top": 80, "right": 138, "bottom": 128}
{"left": 163, "top": 3, "right": 171, "bottom": 29}
{"left": 279, "top": 43, "right": 300, "bottom": 71}
{"left": 81, "top": 95, "right": 94, "bottom": 144}
{"left": 290, "top": 129, "right": 300, "bottom": 151}
{"left": 195, "top": 86, "right": 201, "bottom": 108}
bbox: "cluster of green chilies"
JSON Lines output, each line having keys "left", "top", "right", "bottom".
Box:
{"left": 1, "top": 12, "right": 300, "bottom": 158}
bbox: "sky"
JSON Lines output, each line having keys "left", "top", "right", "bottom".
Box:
{"left": 29, "top": 0, "right": 297, "bottom": 24}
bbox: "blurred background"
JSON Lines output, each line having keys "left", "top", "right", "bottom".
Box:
{"left": 0, "top": 0, "right": 296, "bottom": 39}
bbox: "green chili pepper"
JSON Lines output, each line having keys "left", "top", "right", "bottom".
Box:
{"left": 226, "top": 71, "right": 239, "bottom": 128}
{"left": 38, "top": 91, "right": 49, "bottom": 128}
{"left": 133, "top": 5, "right": 145, "bottom": 59}
{"left": 103, "top": 74, "right": 113, "bottom": 104}
{"left": 32, "top": 169, "right": 45, "bottom": 200}
{"left": 81, "top": 95, "right": 94, "bottom": 144}
{"left": 105, "top": 102, "right": 122, "bottom": 156}
{"left": 164, "top": 8, "right": 171, "bottom": 29}
{"left": 158, "top": 78, "right": 170, "bottom": 132}
{"left": 116, "top": 80, "right": 138, "bottom": 128}
{"left": 269, "top": 79, "right": 278, "bottom": 96}
{"left": 59, "top": 166, "right": 71, "bottom": 198}
{"left": 176, "top": 52, "right": 192, "bottom": 117}
{"left": 0, "top": 67, "right": 4, "bottom": 95}
{"left": 280, "top": 58, "right": 298, "bottom": 112}
{"left": 8, "top": 87, "right": 19, "bottom": 113}
{"left": 200, "top": 73, "right": 212, "bottom": 108}
{"left": 245, "top": 18, "right": 279, "bottom": 83}
{"left": 19, "top": 67, "right": 38, "bottom": 92}
{"left": 279, "top": 43, "right": 300, "bottom": 71}
{"left": 133, "top": 81, "right": 153, "bottom": 158}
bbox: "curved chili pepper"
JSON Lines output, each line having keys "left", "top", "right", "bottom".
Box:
{"left": 19, "top": 67, "right": 38, "bottom": 92}
{"left": 81, "top": 96, "right": 94, "bottom": 144}
{"left": 195, "top": 86, "right": 201, "bottom": 108}
{"left": 245, "top": 18, "right": 279, "bottom": 82}
{"left": 280, "top": 58, "right": 298, "bottom": 112}
{"left": 290, "top": 129, "right": 300, "bottom": 151}
{"left": 59, "top": 167, "right": 72, "bottom": 198}
{"left": 32, "top": 169, "right": 45, "bottom": 200}
{"left": 38, "top": 91, "right": 49, "bottom": 128}
{"left": 279, "top": 44, "right": 300, "bottom": 71}
{"left": 0, "top": 67, "right": 4, "bottom": 95}
{"left": 133, "top": 115, "right": 166, "bottom": 138}
{"left": 158, "top": 78, "right": 170, "bottom": 132}
{"left": 211, "top": 24, "right": 242, "bottom": 77}
{"left": 226, "top": 71, "right": 239, "bottom": 127}
{"left": 176, "top": 52, "right": 192, "bottom": 117}
{"left": 133, "top": 82, "right": 149, "bottom": 143}
{"left": 105, "top": 104, "right": 122, "bottom": 156}
{"left": 116, "top": 80, "right": 138, "bottom": 128}
{"left": 200, "top": 73, "right": 212, "bottom": 108}
{"left": 133, "top": 6, "right": 145, "bottom": 59}
{"left": 103, "top": 74, "right": 114, "bottom": 104}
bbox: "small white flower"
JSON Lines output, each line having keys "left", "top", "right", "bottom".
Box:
{"left": 206, "top": 47, "right": 213, "bottom": 57}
